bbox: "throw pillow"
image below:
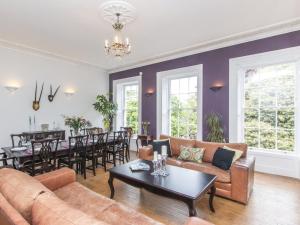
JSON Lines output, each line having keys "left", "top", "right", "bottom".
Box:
{"left": 178, "top": 146, "right": 205, "bottom": 163}
{"left": 223, "top": 146, "right": 243, "bottom": 163}
{"left": 212, "top": 147, "right": 235, "bottom": 170}
{"left": 152, "top": 139, "right": 171, "bottom": 157}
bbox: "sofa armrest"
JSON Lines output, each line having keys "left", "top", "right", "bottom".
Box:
{"left": 34, "top": 168, "right": 76, "bottom": 191}
{"left": 230, "top": 156, "right": 255, "bottom": 204}
{"left": 184, "top": 217, "right": 214, "bottom": 225}
{"left": 138, "top": 145, "right": 154, "bottom": 160}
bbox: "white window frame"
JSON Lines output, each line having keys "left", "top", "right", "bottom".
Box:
{"left": 113, "top": 76, "right": 142, "bottom": 133}
{"left": 156, "top": 65, "right": 203, "bottom": 139}
{"left": 229, "top": 46, "right": 300, "bottom": 156}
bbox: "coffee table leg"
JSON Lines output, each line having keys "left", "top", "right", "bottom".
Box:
{"left": 186, "top": 200, "right": 197, "bottom": 217}
{"left": 108, "top": 173, "right": 115, "bottom": 199}
{"left": 209, "top": 185, "right": 216, "bottom": 213}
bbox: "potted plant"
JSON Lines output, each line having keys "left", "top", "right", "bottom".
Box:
{"left": 93, "top": 94, "right": 118, "bottom": 132}
{"left": 205, "top": 112, "right": 225, "bottom": 143}
{"left": 63, "top": 116, "right": 91, "bottom": 135}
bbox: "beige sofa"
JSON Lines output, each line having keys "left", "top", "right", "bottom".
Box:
{"left": 0, "top": 168, "right": 214, "bottom": 225}
{"left": 139, "top": 135, "right": 255, "bottom": 204}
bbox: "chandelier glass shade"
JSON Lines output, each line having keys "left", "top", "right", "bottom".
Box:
{"left": 104, "top": 13, "right": 131, "bottom": 58}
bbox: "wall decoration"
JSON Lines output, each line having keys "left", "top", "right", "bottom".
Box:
{"left": 48, "top": 84, "right": 60, "bottom": 102}
{"left": 32, "top": 81, "right": 44, "bottom": 111}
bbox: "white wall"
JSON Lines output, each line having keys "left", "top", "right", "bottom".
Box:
{"left": 0, "top": 46, "right": 108, "bottom": 146}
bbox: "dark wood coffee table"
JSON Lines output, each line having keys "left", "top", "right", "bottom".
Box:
{"left": 108, "top": 160, "right": 217, "bottom": 216}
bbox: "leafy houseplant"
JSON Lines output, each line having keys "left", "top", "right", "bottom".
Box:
{"left": 64, "top": 116, "right": 91, "bottom": 135}
{"left": 205, "top": 112, "right": 225, "bottom": 143}
{"left": 93, "top": 94, "right": 118, "bottom": 132}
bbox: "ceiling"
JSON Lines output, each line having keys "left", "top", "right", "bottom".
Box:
{"left": 0, "top": 0, "right": 299, "bottom": 71}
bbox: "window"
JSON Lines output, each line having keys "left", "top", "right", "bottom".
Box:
{"left": 113, "top": 76, "right": 142, "bottom": 134}
{"left": 157, "top": 65, "right": 203, "bottom": 139}
{"left": 170, "top": 77, "right": 198, "bottom": 138}
{"left": 229, "top": 47, "right": 300, "bottom": 154}
{"left": 243, "top": 63, "right": 296, "bottom": 152}
{"left": 123, "top": 85, "right": 139, "bottom": 133}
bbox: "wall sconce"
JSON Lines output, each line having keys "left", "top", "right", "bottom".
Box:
{"left": 210, "top": 83, "right": 224, "bottom": 92}
{"left": 145, "top": 88, "right": 155, "bottom": 97}
{"left": 64, "top": 89, "right": 75, "bottom": 97}
{"left": 4, "top": 82, "right": 21, "bottom": 94}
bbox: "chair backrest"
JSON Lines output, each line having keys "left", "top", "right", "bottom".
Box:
{"left": 11, "top": 134, "right": 30, "bottom": 147}
{"left": 113, "top": 131, "right": 126, "bottom": 149}
{"left": 68, "top": 135, "right": 88, "bottom": 157}
{"left": 86, "top": 127, "right": 103, "bottom": 137}
{"left": 31, "top": 138, "right": 59, "bottom": 174}
{"left": 92, "top": 132, "right": 108, "bottom": 153}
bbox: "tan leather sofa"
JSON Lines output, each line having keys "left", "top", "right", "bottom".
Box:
{"left": 139, "top": 135, "right": 255, "bottom": 204}
{"left": 0, "top": 168, "right": 214, "bottom": 225}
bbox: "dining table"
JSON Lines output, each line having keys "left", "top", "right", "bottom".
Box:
{"left": 1, "top": 137, "right": 116, "bottom": 169}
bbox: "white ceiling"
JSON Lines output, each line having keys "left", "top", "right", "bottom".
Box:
{"left": 0, "top": 0, "right": 299, "bottom": 71}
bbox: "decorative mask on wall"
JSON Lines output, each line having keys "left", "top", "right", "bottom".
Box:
{"left": 32, "top": 81, "right": 44, "bottom": 111}
{"left": 48, "top": 85, "right": 60, "bottom": 102}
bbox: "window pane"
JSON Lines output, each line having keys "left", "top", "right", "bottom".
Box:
{"left": 260, "top": 129, "right": 276, "bottom": 150}
{"left": 179, "top": 78, "right": 189, "bottom": 94}
{"left": 260, "top": 88, "right": 276, "bottom": 107}
{"left": 277, "top": 109, "right": 294, "bottom": 129}
{"left": 245, "top": 128, "right": 259, "bottom": 148}
{"left": 260, "top": 109, "right": 276, "bottom": 129}
{"left": 245, "top": 89, "right": 259, "bottom": 108}
{"left": 244, "top": 108, "right": 259, "bottom": 128}
{"left": 277, "top": 129, "right": 294, "bottom": 151}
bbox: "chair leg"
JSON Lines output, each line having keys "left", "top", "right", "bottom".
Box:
{"left": 113, "top": 153, "right": 116, "bottom": 167}
{"left": 83, "top": 160, "right": 86, "bottom": 179}
{"left": 92, "top": 158, "right": 96, "bottom": 176}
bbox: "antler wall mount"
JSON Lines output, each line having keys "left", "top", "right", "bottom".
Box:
{"left": 32, "top": 81, "right": 44, "bottom": 111}
{"left": 48, "top": 85, "right": 60, "bottom": 102}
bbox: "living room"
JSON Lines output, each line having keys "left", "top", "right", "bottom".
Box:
{"left": 0, "top": 1, "right": 300, "bottom": 225}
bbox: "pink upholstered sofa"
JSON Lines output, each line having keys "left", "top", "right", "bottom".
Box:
{"left": 0, "top": 168, "right": 213, "bottom": 225}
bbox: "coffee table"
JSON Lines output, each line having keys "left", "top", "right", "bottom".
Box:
{"left": 108, "top": 160, "right": 217, "bottom": 216}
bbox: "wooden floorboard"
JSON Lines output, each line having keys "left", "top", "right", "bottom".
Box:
{"left": 77, "top": 152, "right": 300, "bottom": 225}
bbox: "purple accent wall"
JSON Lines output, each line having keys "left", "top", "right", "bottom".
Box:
{"left": 110, "top": 31, "right": 300, "bottom": 139}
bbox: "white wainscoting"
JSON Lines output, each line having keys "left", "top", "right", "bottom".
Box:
{"left": 248, "top": 150, "right": 300, "bottom": 179}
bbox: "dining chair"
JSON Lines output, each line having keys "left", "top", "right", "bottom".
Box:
{"left": 10, "top": 133, "right": 30, "bottom": 147}
{"left": 121, "top": 127, "right": 133, "bottom": 162}
{"left": 86, "top": 132, "right": 108, "bottom": 174}
{"left": 58, "top": 135, "right": 88, "bottom": 179}
{"left": 22, "top": 138, "right": 59, "bottom": 176}
{"left": 0, "top": 150, "right": 15, "bottom": 169}
{"left": 106, "top": 131, "right": 126, "bottom": 166}
{"left": 85, "top": 127, "right": 104, "bottom": 137}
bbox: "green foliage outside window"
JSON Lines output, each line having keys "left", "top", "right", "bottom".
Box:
{"left": 244, "top": 63, "right": 296, "bottom": 152}
{"left": 124, "top": 85, "right": 139, "bottom": 134}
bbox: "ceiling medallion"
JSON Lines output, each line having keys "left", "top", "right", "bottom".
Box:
{"left": 100, "top": 0, "right": 136, "bottom": 58}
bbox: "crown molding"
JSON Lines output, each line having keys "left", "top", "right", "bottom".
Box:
{"left": 108, "top": 18, "right": 300, "bottom": 74}
{"left": 0, "top": 38, "right": 106, "bottom": 70}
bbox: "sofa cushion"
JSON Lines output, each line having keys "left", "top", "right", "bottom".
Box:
{"left": 182, "top": 162, "right": 231, "bottom": 183}
{"left": 152, "top": 139, "right": 171, "bottom": 157}
{"left": 54, "top": 182, "right": 114, "bottom": 213}
{"left": 212, "top": 148, "right": 235, "bottom": 170}
{"left": 0, "top": 168, "right": 50, "bottom": 223}
{"left": 54, "top": 182, "right": 163, "bottom": 225}
{"left": 178, "top": 146, "right": 205, "bottom": 163}
{"left": 32, "top": 192, "right": 108, "bottom": 225}
{"left": 169, "top": 137, "right": 196, "bottom": 156}
{"left": 0, "top": 193, "right": 30, "bottom": 225}
{"left": 97, "top": 202, "right": 163, "bottom": 225}
{"left": 223, "top": 146, "right": 243, "bottom": 163}
{"left": 195, "top": 141, "right": 247, "bottom": 163}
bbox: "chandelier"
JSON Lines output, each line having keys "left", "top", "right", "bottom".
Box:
{"left": 104, "top": 13, "right": 131, "bottom": 58}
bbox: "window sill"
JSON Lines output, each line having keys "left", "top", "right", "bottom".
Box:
{"left": 248, "top": 149, "right": 300, "bottom": 159}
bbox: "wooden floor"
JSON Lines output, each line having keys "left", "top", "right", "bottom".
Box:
{"left": 77, "top": 152, "right": 300, "bottom": 225}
